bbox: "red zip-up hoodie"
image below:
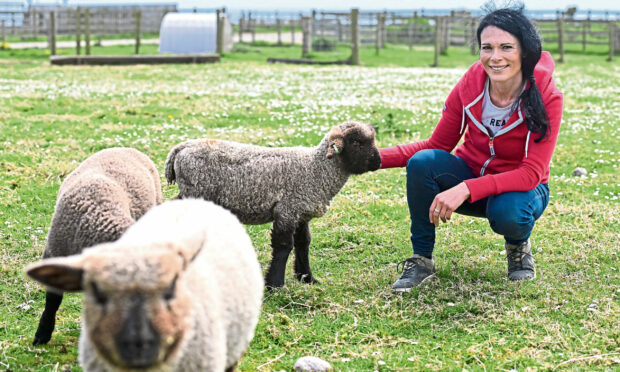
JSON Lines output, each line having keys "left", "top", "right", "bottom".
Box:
{"left": 379, "top": 51, "right": 563, "bottom": 203}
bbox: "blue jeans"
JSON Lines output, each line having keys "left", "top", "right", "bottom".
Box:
{"left": 406, "top": 149, "right": 550, "bottom": 258}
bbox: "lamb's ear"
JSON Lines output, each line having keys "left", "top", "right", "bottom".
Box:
{"left": 26, "top": 256, "right": 86, "bottom": 292}
{"left": 170, "top": 232, "right": 206, "bottom": 269}
{"left": 326, "top": 130, "right": 345, "bottom": 159}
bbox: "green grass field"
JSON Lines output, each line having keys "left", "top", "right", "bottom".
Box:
{"left": 0, "top": 43, "right": 618, "bottom": 371}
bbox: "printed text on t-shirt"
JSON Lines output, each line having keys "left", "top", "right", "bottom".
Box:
{"left": 488, "top": 118, "right": 506, "bottom": 127}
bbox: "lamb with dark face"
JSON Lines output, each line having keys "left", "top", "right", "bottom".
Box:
{"left": 325, "top": 121, "right": 382, "bottom": 174}
{"left": 164, "top": 121, "right": 381, "bottom": 289}
{"left": 27, "top": 199, "right": 264, "bottom": 372}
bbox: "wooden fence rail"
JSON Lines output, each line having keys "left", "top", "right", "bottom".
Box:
{"left": 0, "top": 5, "right": 175, "bottom": 40}
{"left": 239, "top": 10, "right": 620, "bottom": 63}
{"left": 238, "top": 11, "right": 300, "bottom": 46}
{"left": 0, "top": 11, "right": 18, "bottom": 35}
{"left": 2, "top": 7, "right": 619, "bottom": 64}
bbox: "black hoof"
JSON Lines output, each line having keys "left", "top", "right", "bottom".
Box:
{"left": 295, "top": 273, "right": 319, "bottom": 284}
{"left": 265, "top": 285, "right": 283, "bottom": 293}
{"left": 32, "top": 332, "right": 52, "bottom": 346}
{"left": 265, "top": 280, "right": 285, "bottom": 292}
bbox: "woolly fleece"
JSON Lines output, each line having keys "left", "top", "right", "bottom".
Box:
{"left": 31, "top": 147, "right": 163, "bottom": 346}
{"left": 164, "top": 121, "right": 380, "bottom": 226}
{"left": 163, "top": 121, "right": 381, "bottom": 288}
{"left": 29, "top": 199, "right": 263, "bottom": 371}
{"left": 45, "top": 147, "right": 163, "bottom": 258}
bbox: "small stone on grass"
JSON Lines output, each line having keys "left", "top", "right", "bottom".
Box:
{"left": 294, "top": 356, "right": 333, "bottom": 371}
{"left": 572, "top": 167, "right": 587, "bottom": 177}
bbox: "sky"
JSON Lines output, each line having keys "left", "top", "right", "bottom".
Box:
{"left": 60, "top": 0, "right": 620, "bottom": 11}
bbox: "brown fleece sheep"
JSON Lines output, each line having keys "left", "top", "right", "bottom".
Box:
{"left": 32, "top": 147, "right": 162, "bottom": 346}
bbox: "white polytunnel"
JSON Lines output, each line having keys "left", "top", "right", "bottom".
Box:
{"left": 159, "top": 12, "right": 233, "bottom": 54}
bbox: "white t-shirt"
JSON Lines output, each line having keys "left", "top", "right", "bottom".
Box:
{"left": 481, "top": 79, "right": 516, "bottom": 137}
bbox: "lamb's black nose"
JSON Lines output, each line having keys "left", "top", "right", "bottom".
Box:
{"left": 115, "top": 297, "right": 160, "bottom": 369}
{"left": 369, "top": 150, "right": 382, "bottom": 171}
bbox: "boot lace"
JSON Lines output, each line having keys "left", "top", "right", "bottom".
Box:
{"left": 396, "top": 256, "right": 422, "bottom": 274}
{"left": 507, "top": 244, "right": 532, "bottom": 270}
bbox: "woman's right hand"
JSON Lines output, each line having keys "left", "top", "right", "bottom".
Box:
{"left": 429, "top": 182, "right": 471, "bottom": 227}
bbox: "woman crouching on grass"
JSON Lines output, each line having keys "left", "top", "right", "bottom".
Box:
{"left": 380, "top": 6, "right": 563, "bottom": 292}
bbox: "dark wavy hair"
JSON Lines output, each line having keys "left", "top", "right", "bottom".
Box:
{"left": 477, "top": 6, "right": 550, "bottom": 141}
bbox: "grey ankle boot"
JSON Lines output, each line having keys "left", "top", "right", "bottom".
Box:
{"left": 392, "top": 254, "right": 436, "bottom": 292}
{"left": 505, "top": 240, "right": 536, "bottom": 281}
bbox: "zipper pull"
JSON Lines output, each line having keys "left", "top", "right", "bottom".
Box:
{"left": 489, "top": 137, "right": 495, "bottom": 156}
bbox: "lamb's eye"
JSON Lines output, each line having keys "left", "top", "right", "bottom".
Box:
{"left": 91, "top": 282, "right": 108, "bottom": 305}
{"left": 163, "top": 275, "right": 177, "bottom": 301}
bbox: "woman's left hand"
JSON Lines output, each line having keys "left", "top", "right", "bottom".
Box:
{"left": 429, "top": 182, "right": 471, "bottom": 227}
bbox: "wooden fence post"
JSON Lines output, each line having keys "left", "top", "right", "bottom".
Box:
{"left": 38, "top": 11, "right": 43, "bottom": 39}
{"left": 557, "top": 12, "right": 564, "bottom": 63}
{"left": 290, "top": 19, "right": 295, "bottom": 45}
{"left": 311, "top": 10, "right": 316, "bottom": 38}
{"left": 85, "top": 8, "right": 91, "bottom": 55}
{"left": 115, "top": 8, "right": 121, "bottom": 35}
{"left": 351, "top": 8, "right": 360, "bottom": 65}
{"left": 216, "top": 9, "right": 222, "bottom": 53}
{"left": 433, "top": 16, "right": 441, "bottom": 67}
{"left": 337, "top": 18, "right": 342, "bottom": 42}
{"left": 32, "top": 9, "right": 37, "bottom": 39}
{"left": 76, "top": 7, "right": 81, "bottom": 55}
{"left": 470, "top": 17, "right": 477, "bottom": 55}
{"left": 11, "top": 12, "right": 15, "bottom": 35}
{"left": 216, "top": 9, "right": 221, "bottom": 49}
{"left": 411, "top": 11, "right": 419, "bottom": 50}
{"left": 382, "top": 11, "right": 388, "bottom": 47}
{"left": 1, "top": 20, "right": 5, "bottom": 45}
{"left": 441, "top": 16, "right": 449, "bottom": 54}
{"left": 408, "top": 19, "right": 414, "bottom": 50}
{"left": 217, "top": 9, "right": 224, "bottom": 54}
{"left": 135, "top": 11, "right": 141, "bottom": 55}
{"left": 301, "top": 16, "right": 312, "bottom": 58}
{"left": 250, "top": 13, "right": 255, "bottom": 43}
{"left": 276, "top": 18, "right": 282, "bottom": 45}
{"left": 48, "top": 11, "right": 56, "bottom": 55}
{"left": 97, "top": 9, "right": 104, "bottom": 47}
{"left": 582, "top": 14, "right": 589, "bottom": 52}
{"left": 608, "top": 21, "right": 615, "bottom": 62}
{"left": 375, "top": 13, "right": 382, "bottom": 54}
{"left": 239, "top": 12, "right": 244, "bottom": 43}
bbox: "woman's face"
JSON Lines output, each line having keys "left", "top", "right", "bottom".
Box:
{"left": 480, "top": 25, "right": 522, "bottom": 87}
